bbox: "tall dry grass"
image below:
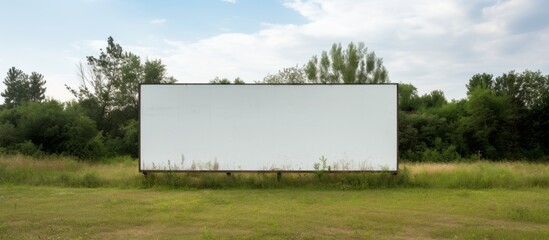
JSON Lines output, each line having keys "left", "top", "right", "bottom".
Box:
{"left": 0, "top": 154, "right": 547, "bottom": 189}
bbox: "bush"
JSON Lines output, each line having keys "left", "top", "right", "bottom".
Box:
{"left": 0, "top": 121, "right": 19, "bottom": 146}
{"left": 0, "top": 101, "right": 106, "bottom": 160}
{"left": 14, "top": 140, "right": 44, "bottom": 157}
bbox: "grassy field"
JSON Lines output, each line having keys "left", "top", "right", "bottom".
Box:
{"left": 0, "top": 155, "right": 548, "bottom": 239}
{"left": 1, "top": 186, "right": 548, "bottom": 239}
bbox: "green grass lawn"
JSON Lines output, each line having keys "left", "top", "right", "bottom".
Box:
{"left": 0, "top": 186, "right": 548, "bottom": 239}
{"left": 0, "top": 155, "right": 548, "bottom": 239}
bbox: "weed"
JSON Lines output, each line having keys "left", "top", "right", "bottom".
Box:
{"left": 313, "top": 155, "right": 329, "bottom": 177}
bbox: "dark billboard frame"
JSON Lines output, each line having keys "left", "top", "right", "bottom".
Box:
{"left": 138, "top": 83, "right": 399, "bottom": 174}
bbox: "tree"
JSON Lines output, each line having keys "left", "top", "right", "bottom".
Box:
{"left": 398, "top": 83, "right": 419, "bottom": 112}
{"left": 461, "top": 70, "right": 549, "bottom": 160}
{"left": 304, "top": 42, "right": 389, "bottom": 84}
{"left": 0, "top": 121, "right": 19, "bottom": 147}
{"left": 458, "top": 88, "right": 518, "bottom": 159}
{"left": 234, "top": 77, "right": 245, "bottom": 84}
{"left": 418, "top": 90, "right": 447, "bottom": 109}
{"left": 67, "top": 36, "right": 176, "bottom": 131}
{"left": 65, "top": 36, "right": 177, "bottom": 158}
{"left": 0, "top": 100, "right": 104, "bottom": 159}
{"left": 1, "top": 67, "right": 46, "bottom": 108}
{"left": 1, "top": 67, "right": 28, "bottom": 107}
{"left": 143, "top": 59, "right": 175, "bottom": 84}
{"left": 493, "top": 70, "right": 549, "bottom": 158}
{"left": 28, "top": 72, "right": 46, "bottom": 102}
{"left": 466, "top": 73, "right": 493, "bottom": 95}
{"left": 210, "top": 77, "right": 245, "bottom": 84}
{"left": 210, "top": 77, "right": 232, "bottom": 84}
{"left": 262, "top": 66, "right": 306, "bottom": 84}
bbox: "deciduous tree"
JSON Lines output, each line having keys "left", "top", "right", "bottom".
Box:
{"left": 304, "top": 42, "right": 389, "bottom": 84}
{"left": 66, "top": 36, "right": 176, "bottom": 131}
{"left": 262, "top": 66, "right": 306, "bottom": 84}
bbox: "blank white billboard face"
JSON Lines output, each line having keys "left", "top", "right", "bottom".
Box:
{"left": 140, "top": 84, "right": 397, "bottom": 172}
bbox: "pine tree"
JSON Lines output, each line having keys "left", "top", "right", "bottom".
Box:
{"left": 28, "top": 72, "right": 46, "bottom": 102}
{"left": 1, "top": 67, "right": 29, "bottom": 107}
{"left": 1, "top": 67, "right": 46, "bottom": 107}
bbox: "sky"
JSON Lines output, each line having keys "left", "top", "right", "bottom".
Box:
{"left": 0, "top": 0, "right": 548, "bottom": 102}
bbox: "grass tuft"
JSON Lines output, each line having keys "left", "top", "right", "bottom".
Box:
{"left": 0, "top": 154, "right": 548, "bottom": 189}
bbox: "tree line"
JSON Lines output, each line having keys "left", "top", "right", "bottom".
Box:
{"left": 1, "top": 39, "right": 547, "bottom": 161}
{"left": 399, "top": 70, "right": 548, "bottom": 161}
{"left": 0, "top": 37, "right": 174, "bottom": 159}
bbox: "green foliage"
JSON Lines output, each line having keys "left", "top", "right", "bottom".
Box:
{"left": 419, "top": 145, "right": 461, "bottom": 162}
{"left": 399, "top": 70, "right": 549, "bottom": 161}
{"left": 398, "top": 83, "right": 419, "bottom": 111}
{"left": 262, "top": 66, "right": 306, "bottom": 84}
{"left": 1, "top": 67, "right": 28, "bottom": 107}
{"left": 0, "top": 101, "right": 104, "bottom": 159}
{"left": 305, "top": 42, "right": 388, "bottom": 83}
{"left": 14, "top": 140, "right": 44, "bottom": 157}
{"left": 466, "top": 73, "right": 493, "bottom": 95}
{"left": 210, "top": 77, "right": 231, "bottom": 84}
{"left": 60, "top": 36, "right": 177, "bottom": 158}
{"left": 1, "top": 36, "right": 548, "bottom": 163}
{"left": 210, "top": 76, "right": 245, "bottom": 84}
{"left": 418, "top": 90, "right": 447, "bottom": 109}
{"left": 234, "top": 77, "right": 245, "bottom": 84}
{"left": 260, "top": 42, "right": 389, "bottom": 84}
{"left": 1, "top": 67, "right": 46, "bottom": 108}
{"left": 0, "top": 121, "right": 18, "bottom": 146}
{"left": 313, "top": 155, "right": 329, "bottom": 177}
{"left": 112, "top": 119, "right": 139, "bottom": 158}
{"left": 27, "top": 72, "right": 46, "bottom": 102}
{"left": 459, "top": 88, "right": 518, "bottom": 159}
{"left": 66, "top": 36, "right": 175, "bottom": 133}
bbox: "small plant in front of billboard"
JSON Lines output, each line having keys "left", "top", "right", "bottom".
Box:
{"left": 313, "top": 155, "right": 329, "bottom": 177}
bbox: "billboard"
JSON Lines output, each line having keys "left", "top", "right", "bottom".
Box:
{"left": 139, "top": 84, "right": 398, "bottom": 172}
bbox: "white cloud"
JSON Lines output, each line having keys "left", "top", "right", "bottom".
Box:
{"left": 150, "top": 19, "right": 167, "bottom": 24}
{"left": 159, "top": 33, "right": 301, "bottom": 83}
{"left": 475, "top": 0, "right": 537, "bottom": 35}
{"left": 28, "top": 0, "right": 546, "bottom": 103}
{"left": 142, "top": 0, "right": 548, "bottom": 100}
{"left": 222, "top": 0, "right": 236, "bottom": 3}
{"left": 81, "top": 39, "right": 106, "bottom": 50}
{"left": 45, "top": 73, "right": 78, "bottom": 103}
